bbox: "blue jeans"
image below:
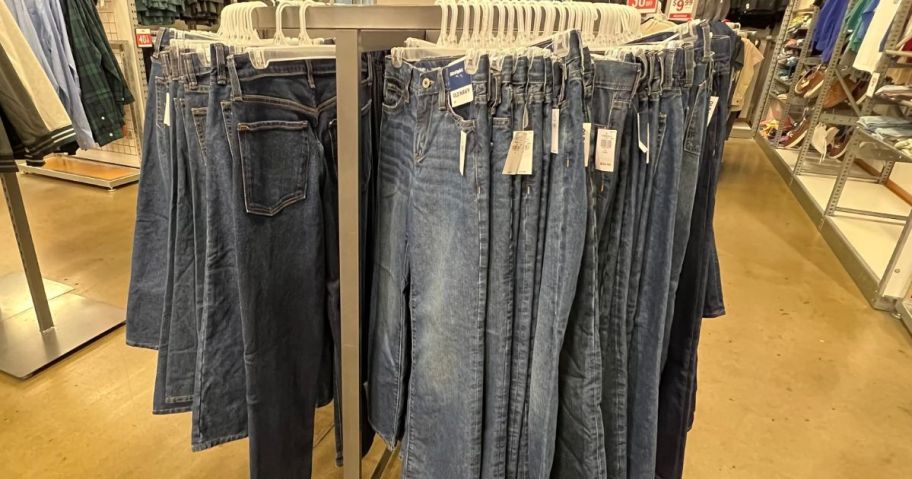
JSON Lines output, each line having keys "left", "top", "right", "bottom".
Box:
{"left": 655, "top": 23, "right": 735, "bottom": 479}
{"left": 191, "top": 43, "right": 249, "bottom": 451}
{"left": 505, "top": 53, "right": 548, "bottom": 479}
{"left": 553, "top": 55, "right": 639, "bottom": 479}
{"left": 627, "top": 47, "right": 686, "bottom": 479}
{"left": 526, "top": 32, "right": 589, "bottom": 479}
{"left": 481, "top": 55, "right": 516, "bottom": 479}
{"left": 370, "top": 55, "right": 492, "bottom": 477}
{"left": 126, "top": 36, "right": 170, "bottom": 350}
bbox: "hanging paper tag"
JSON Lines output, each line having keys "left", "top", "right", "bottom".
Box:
{"left": 446, "top": 60, "right": 474, "bottom": 107}
{"left": 459, "top": 130, "right": 467, "bottom": 175}
{"left": 504, "top": 131, "right": 534, "bottom": 175}
{"left": 163, "top": 92, "right": 172, "bottom": 126}
{"left": 583, "top": 122, "right": 592, "bottom": 167}
{"left": 707, "top": 96, "right": 719, "bottom": 124}
{"left": 595, "top": 129, "right": 618, "bottom": 172}
{"left": 866, "top": 73, "right": 881, "bottom": 99}
{"left": 551, "top": 109, "right": 560, "bottom": 154}
{"left": 637, "top": 113, "right": 648, "bottom": 154}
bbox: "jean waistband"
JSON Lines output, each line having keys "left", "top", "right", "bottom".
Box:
{"left": 387, "top": 54, "right": 490, "bottom": 105}
{"left": 593, "top": 57, "right": 640, "bottom": 95}
{"left": 181, "top": 52, "right": 212, "bottom": 90}
{"left": 535, "top": 30, "right": 584, "bottom": 78}
{"left": 711, "top": 36, "right": 732, "bottom": 74}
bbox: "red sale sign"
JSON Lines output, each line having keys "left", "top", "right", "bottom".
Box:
{"left": 668, "top": 0, "right": 696, "bottom": 21}
{"left": 627, "top": 0, "right": 659, "bottom": 14}
{"left": 135, "top": 28, "right": 153, "bottom": 48}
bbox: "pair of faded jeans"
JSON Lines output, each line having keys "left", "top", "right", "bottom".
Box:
{"left": 369, "top": 54, "right": 493, "bottom": 477}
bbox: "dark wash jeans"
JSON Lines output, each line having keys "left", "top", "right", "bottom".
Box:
{"left": 655, "top": 27, "right": 733, "bottom": 479}
{"left": 552, "top": 56, "right": 638, "bottom": 479}
{"left": 191, "top": 43, "right": 249, "bottom": 451}
{"left": 370, "top": 54, "right": 492, "bottom": 478}
{"left": 627, "top": 48, "right": 686, "bottom": 479}
{"left": 223, "top": 53, "right": 371, "bottom": 478}
{"left": 126, "top": 29, "right": 171, "bottom": 350}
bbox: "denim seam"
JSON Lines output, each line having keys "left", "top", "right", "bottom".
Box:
{"left": 191, "top": 432, "right": 249, "bottom": 452}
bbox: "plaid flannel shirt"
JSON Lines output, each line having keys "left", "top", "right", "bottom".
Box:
{"left": 64, "top": 0, "right": 134, "bottom": 146}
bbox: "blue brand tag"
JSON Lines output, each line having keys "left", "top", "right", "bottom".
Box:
{"left": 445, "top": 60, "right": 474, "bottom": 107}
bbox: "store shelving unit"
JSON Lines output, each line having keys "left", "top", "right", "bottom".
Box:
{"left": 754, "top": 0, "right": 912, "bottom": 311}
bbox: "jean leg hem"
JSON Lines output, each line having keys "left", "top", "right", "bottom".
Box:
{"left": 152, "top": 405, "right": 191, "bottom": 415}
{"left": 191, "top": 432, "right": 249, "bottom": 451}
{"left": 125, "top": 339, "right": 159, "bottom": 350}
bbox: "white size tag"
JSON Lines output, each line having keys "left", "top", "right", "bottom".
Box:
{"left": 551, "top": 109, "right": 560, "bottom": 154}
{"left": 459, "top": 130, "right": 467, "bottom": 175}
{"left": 866, "top": 73, "right": 881, "bottom": 99}
{"left": 451, "top": 85, "right": 474, "bottom": 107}
{"left": 552, "top": 32, "right": 571, "bottom": 57}
{"left": 595, "top": 129, "right": 618, "bottom": 172}
{"left": 637, "top": 113, "right": 648, "bottom": 154}
{"left": 583, "top": 122, "right": 592, "bottom": 167}
{"left": 163, "top": 92, "right": 172, "bottom": 126}
{"left": 707, "top": 96, "right": 719, "bottom": 124}
{"left": 504, "top": 130, "right": 534, "bottom": 175}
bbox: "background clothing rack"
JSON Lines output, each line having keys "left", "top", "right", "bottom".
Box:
{"left": 256, "top": 5, "right": 458, "bottom": 478}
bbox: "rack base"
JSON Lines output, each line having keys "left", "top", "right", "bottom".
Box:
{"left": 0, "top": 292, "right": 123, "bottom": 379}
{"left": 19, "top": 156, "right": 139, "bottom": 190}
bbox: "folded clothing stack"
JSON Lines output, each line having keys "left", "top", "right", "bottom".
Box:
{"left": 858, "top": 116, "right": 912, "bottom": 156}
{"left": 137, "top": 0, "right": 223, "bottom": 26}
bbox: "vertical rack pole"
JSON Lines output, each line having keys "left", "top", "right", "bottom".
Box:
{"left": 336, "top": 28, "right": 363, "bottom": 479}
{"left": 1, "top": 172, "right": 54, "bottom": 331}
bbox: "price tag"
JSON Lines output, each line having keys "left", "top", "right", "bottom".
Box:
{"left": 866, "top": 72, "right": 881, "bottom": 99}
{"left": 707, "top": 96, "right": 719, "bottom": 124}
{"left": 504, "top": 131, "right": 534, "bottom": 175}
{"left": 163, "top": 92, "right": 171, "bottom": 126}
{"left": 583, "top": 122, "right": 592, "bottom": 167}
{"left": 446, "top": 60, "right": 474, "bottom": 107}
{"left": 135, "top": 28, "right": 153, "bottom": 48}
{"left": 595, "top": 129, "right": 618, "bottom": 172}
{"left": 668, "top": 0, "right": 695, "bottom": 21}
{"left": 459, "top": 130, "right": 467, "bottom": 175}
{"left": 551, "top": 109, "right": 560, "bottom": 154}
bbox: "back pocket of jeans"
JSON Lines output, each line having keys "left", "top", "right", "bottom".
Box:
{"left": 237, "top": 120, "right": 311, "bottom": 216}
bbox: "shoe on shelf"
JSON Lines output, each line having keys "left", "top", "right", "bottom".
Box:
{"left": 780, "top": 115, "right": 811, "bottom": 148}
{"left": 822, "top": 79, "right": 857, "bottom": 109}
{"left": 796, "top": 66, "right": 825, "bottom": 97}
{"left": 827, "top": 127, "right": 851, "bottom": 158}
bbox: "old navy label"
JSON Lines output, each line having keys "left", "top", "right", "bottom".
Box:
{"left": 446, "top": 60, "right": 474, "bottom": 107}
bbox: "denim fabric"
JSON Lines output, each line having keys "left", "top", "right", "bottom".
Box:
{"left": 627, "top": 48, "right": 686, "bottom": 479}
{"left": 663, "top": 40, "right": 711, "bottom": 368}
{"left": 654, "top": 30, "right": 732, "bottom": 479}
{"left": 505, "top": 53, "right": 547, "bottom": 479}
{"left": 223, "top": 54, "right": 347, "bottom": 478}
{"left": 126, "top": 45, "right": 169, "bottom": 350}
{"left": 481, "top": 55, "right": 516, "bottom": 479}
{"left": 527, "top": 32, "right": 589, "bottom": 479}
{"left": 703, "top": 21, "right": 736, "bottom": 320}
{"left": 191, "top": 43, "right": 248, "bottom": 451}
{"left": 151, "top": 67, "right": 192, "bottom": 415}
{"left": 553, "top": 56, "right": 638, "bottom": 479}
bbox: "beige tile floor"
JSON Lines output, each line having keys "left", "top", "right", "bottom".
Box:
{"left": 0, "top": 139, "right": 911, "bottom": 478}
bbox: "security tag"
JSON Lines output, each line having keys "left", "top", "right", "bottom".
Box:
{"left": 163, "top": 92, "right": 172, "bottom": 126}
{"left": 504, "top": 131, "right": 534, "bottom": 175}
{"left": 707, "top": 96, "right": 719, "bottom": 124}
{"left": 583, "top": 122, "right": 592, "bottom": 167}
{"left": 446, "top": 60, "right": 474, "bottom": 107}
{"left": 459, "top": 130, "right": 467, "bottom": 175}
{"left": 866, "top": 73, "right": 880, "bottom": 99}
{"left": 551, "top": 109, "right": 560, "bottom": 154}
{"left": 595, "top": 129, "right": 618, "bottom": 172}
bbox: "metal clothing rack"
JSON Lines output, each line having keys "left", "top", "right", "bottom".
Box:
{"left": 261, "top": 5, "right": 445, "bottom": 478}
{"left": 0, "top": 171, "right": 124, "bottom": 379}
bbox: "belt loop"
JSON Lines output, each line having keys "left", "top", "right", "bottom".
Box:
{"left": 185, "top": 55, "right": 197, "bottom": 89}
{"left": 701, "top": 24, "right": 712, "bottom": 60}
{"left": 306, "top": 61, "right": 316, "bottom": 89}
{"left": 684, "top": 46, "right": 695, "bottom": 87}
{"left": 665, "top": 49, "right": 674, "bottom": 90}
{"left": 437, "top": 70, "right": 446, "bottom": 111}
{"left": 228, "top": 56, "right": 242, "bottom": 100}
